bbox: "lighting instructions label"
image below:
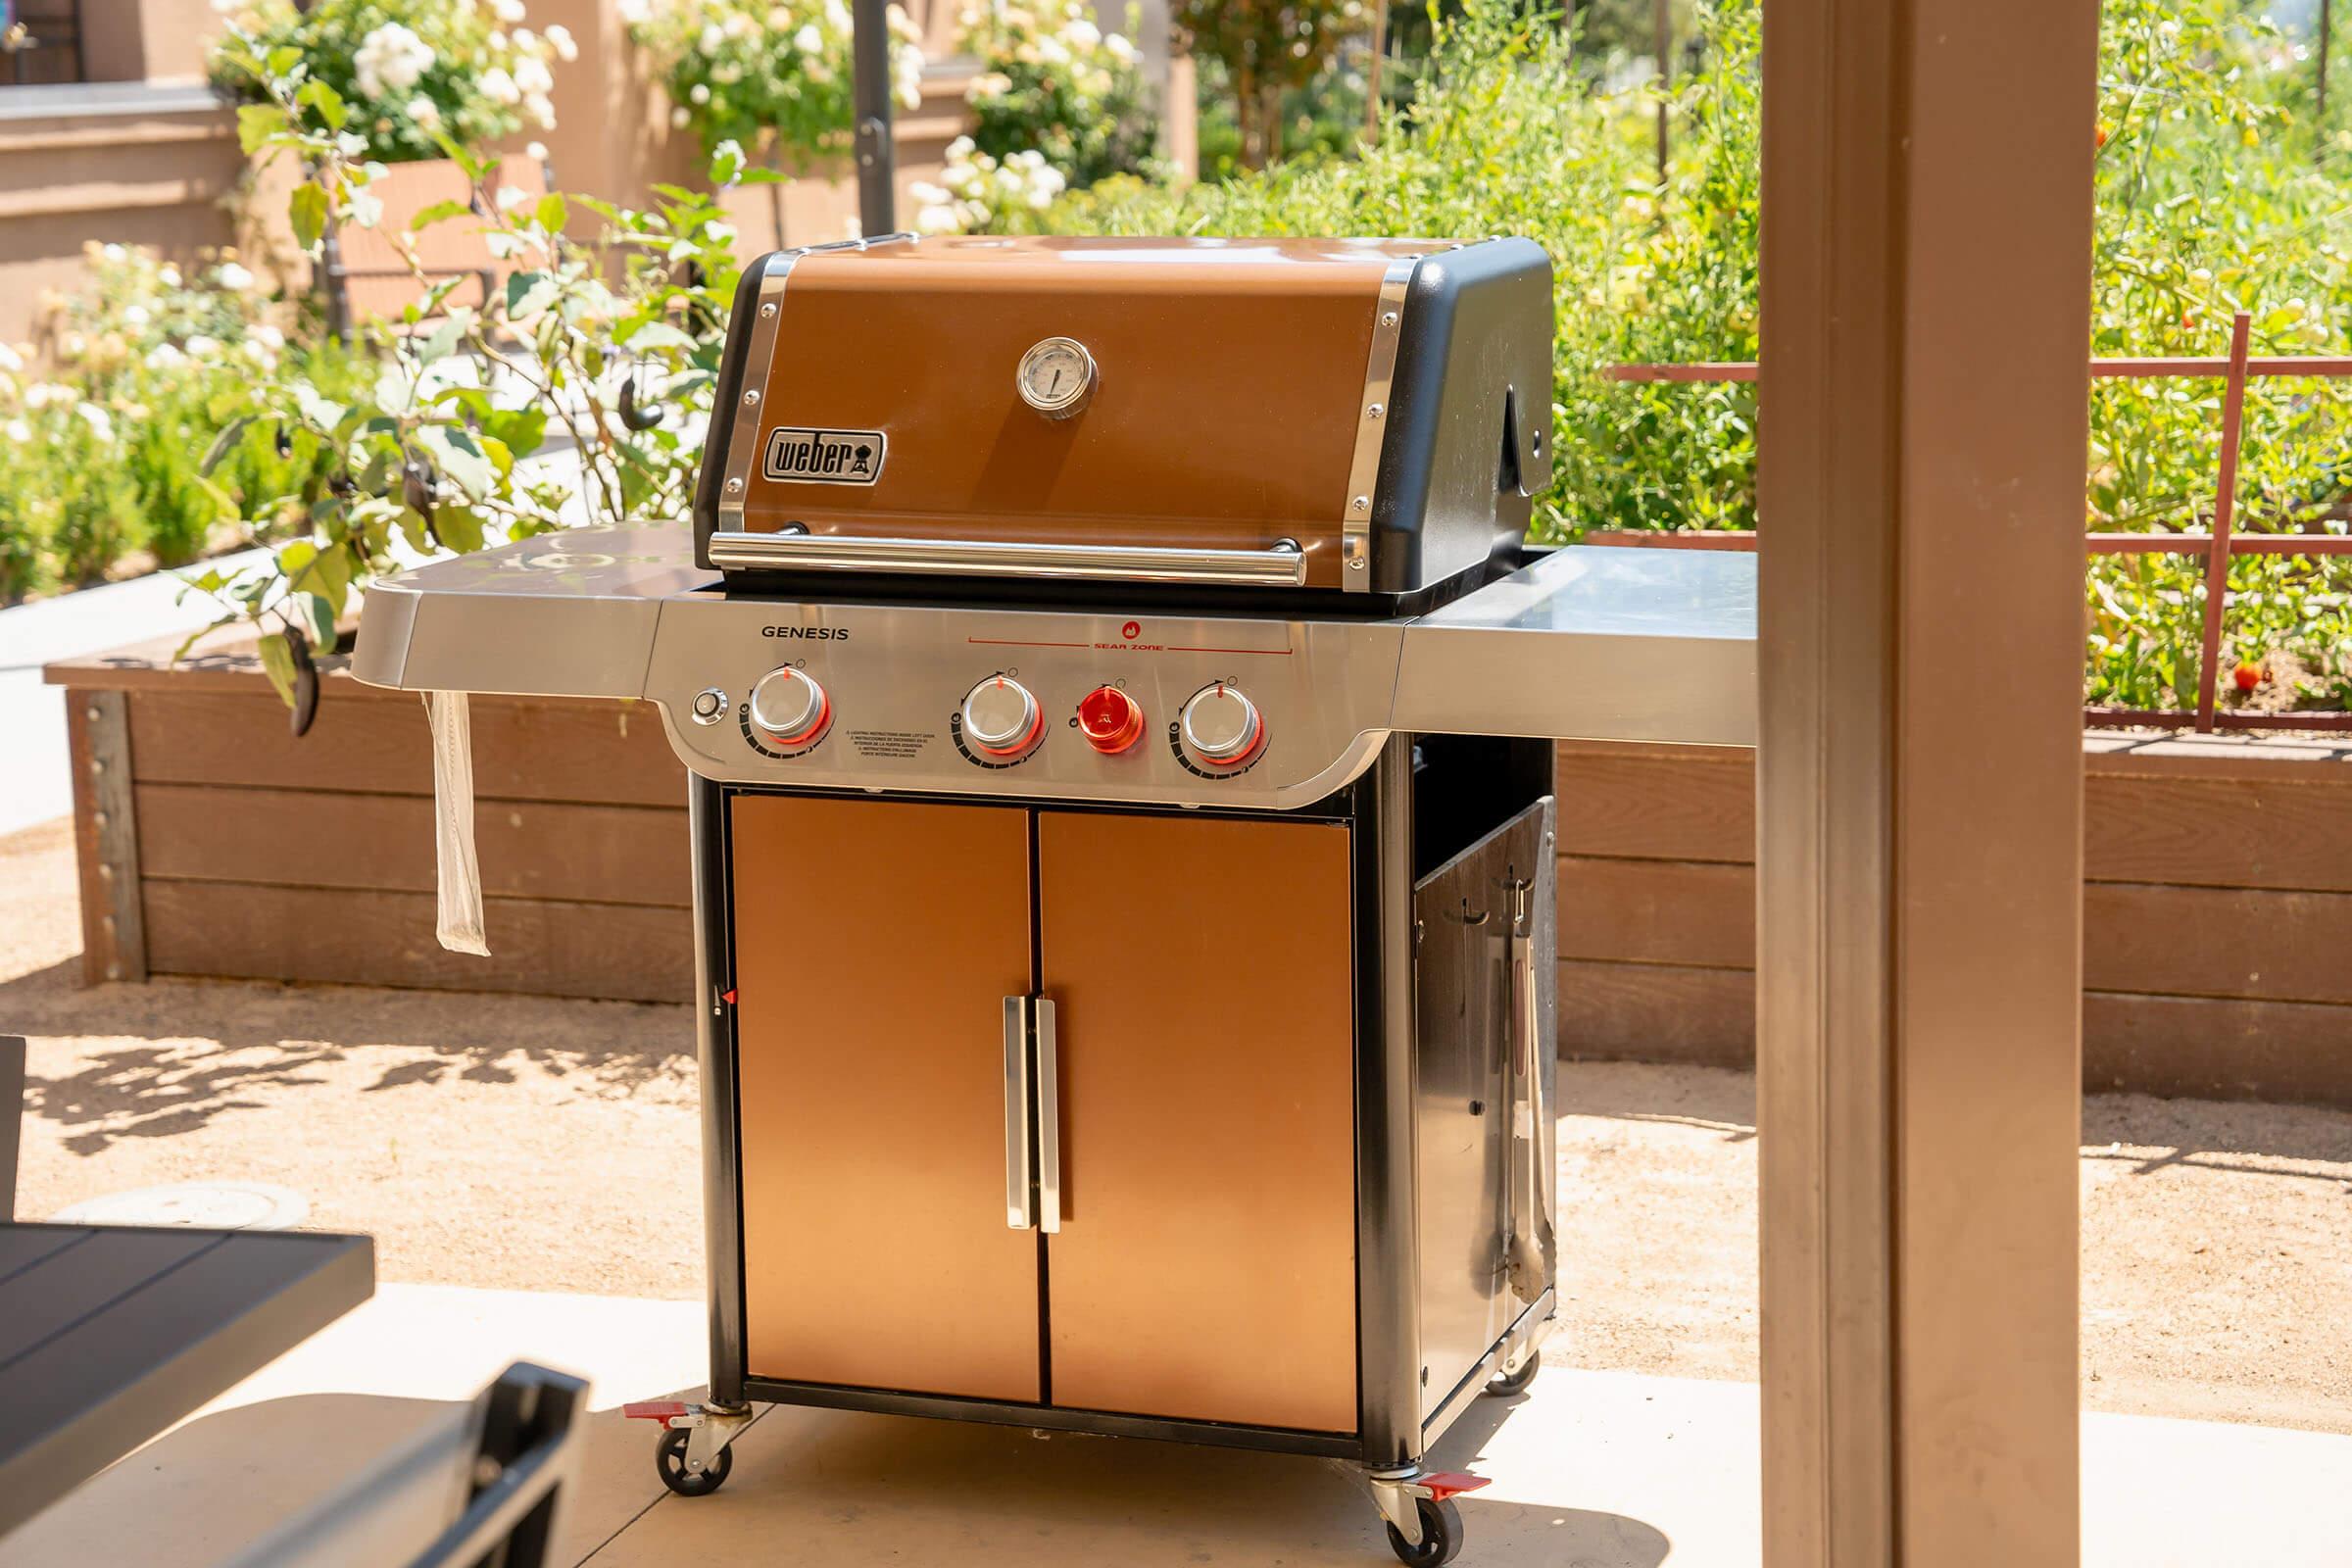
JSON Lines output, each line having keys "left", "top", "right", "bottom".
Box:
{"left": 848, "top": 730, "right": 934, "bottom": 760}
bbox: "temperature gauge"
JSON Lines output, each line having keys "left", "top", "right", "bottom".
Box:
{"left": 1016, "top": 337, "right": 1097, "bottom": 418}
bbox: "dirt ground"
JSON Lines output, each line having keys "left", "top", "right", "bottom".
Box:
{"left": 7, "top": 817, "right": 2348, "bottom": 1434}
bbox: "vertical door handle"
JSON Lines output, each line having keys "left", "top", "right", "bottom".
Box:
{"left": 1004, "top": 996, "right": 1035, "bottom": 1230}
{"left": 1035, "top": 998, "right": 1061, "bottom": 1234}
{"left": 1503, "top": 878, "right": 1554, "bottom": 1302}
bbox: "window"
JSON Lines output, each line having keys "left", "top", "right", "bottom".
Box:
{"left": 1, "top": 0, "right": 85, "bottom": 86}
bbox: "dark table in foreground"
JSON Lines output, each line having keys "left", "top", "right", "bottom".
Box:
{"left": 0, "top": 1222, "right": 375, "bottom": 1538}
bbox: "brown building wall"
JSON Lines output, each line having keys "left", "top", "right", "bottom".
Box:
{"left": 0, "top": 84, "right": 242, "bottom": 345}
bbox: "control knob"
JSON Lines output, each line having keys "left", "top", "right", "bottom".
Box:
{"left": 749, "top": 665, "right": 831, "bottom": 749}
{"left": 1078, "top": 685, "right": 1145, "bottom": 755}
{"left": 1179, "top": 683, "right": 1265, "bottom": 770}
{"left": 961, "top": 675, "right": 1045, "bottom": 760}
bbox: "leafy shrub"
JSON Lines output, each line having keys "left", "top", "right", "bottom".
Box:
{"left": 624, "top": 0, "right": 923, "bottom": 165}
{"left": 959, "top": 1, "right": 1155, "bottom": 187}
{"left": 1176, "top": 0, "right": 1369, "bottom": 169}
{"left": 211, "top": 0, "right": 573, "bottom": 164}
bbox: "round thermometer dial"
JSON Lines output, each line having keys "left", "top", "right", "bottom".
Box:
{"left": 1016, "top": 337, "right": 1097, "bottom": 418}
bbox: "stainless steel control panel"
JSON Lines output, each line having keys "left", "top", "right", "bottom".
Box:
{"left": 351, "top": 526, "right": 1759, "bottom": 806}
{"left": 641, "top": 596, "right": 1406, "bottom": 808}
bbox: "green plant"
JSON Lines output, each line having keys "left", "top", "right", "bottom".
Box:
{"left": 623, "top": 0, "right": 923, "bottom": 167}
{"left": 1176, "top": 0, "right": 1370, "bottom": 169}
{"left": 192, "top": 39, "right": 755, "bottom": 710}
{"left": 958, "top": 1, "right": 1156, "bottom": 189}
{"left": 211, "top": 0, "right": 572, "bottom": 165}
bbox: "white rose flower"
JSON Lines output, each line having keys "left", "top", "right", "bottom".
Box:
{"left": 514, "top": 56, "right": 554, "bottom": 94}
{"left": 3, "top": 418, "right": 30, "bottom": 444}
{"left": 707, "top": 221, "right": 736, "bottom": 246}
{"left": 240, "top": 338, "right": 277, "bottom": 368}
{"left": 250, "top": 322, "right": 286, "bottom": 350}
{"left": 75, "top": 402, "right": 115, "bottom": 443}
{"left": 0, "top": 342, "right": 21, "bottom": 373}
{"left": 915, "top": 203, "right": 960, "bottom": 233}
{"left": 825, "top": 0, "right": 848, "bottom": 27}
{"left": 1067, "top": 18, "right": 1098, "bottom": 47}
{"left": 1104, "top": 32, "right": 1135, "bottom": 63}
{"left": 766, "top": 7, "right": 794, "bottom": 28}
{"left": 672, "top": 105, "right": 692, "bottom": 127}
{"left": 525, "top": 93, "right": 557, "bottom": 127}
{"left": 699, "top": 22, "right": 725, "bottom": 50}
{"left": 480, "top": 67, "right": 522, "bottom": 105}
{"left": 513, "top": 25, "right": 537, "bottom": 50}
{"left": 145, "top": 342, "right": 188, "bottom": 369}
{"left": 407, "top": 95, "right": 443, "bottom": 129}
{"left": 101, "top": 243, "right": 127, "bottom": 263}
{"left": 689, "top": 81, "right": 711, "bottom": 103}
{"left": 946, "top": 134, "right": 974, "bottom": 159}
{"left": 495, "top": 183, "right": 532, "bottom": 210}
{"left": 793, "top": 23, "right": 821, "bottom": 51}
{"left": 356, "top": 22, "right": 435, "bottom": 99}
{"left": 122, "top": 304, "right": 152, "bottom": 327}
{"left": 158, "top": 264, "right": 182, "bottom": 287}
{"left": 525, "top": 140, "right": 550, "bottom": 161}
{"left": 185, "top": 334, "right": 222, "bottom": 359}
{"left": 723, "top": 11, "right": 754, "bottom": 36}
{"left": 494, "top": 0, "right": 525, "bottom": 20}
{"left": 544, "top": 23, "right": 577, "bottom": 60}
{"left": 215, "top": 260, "right": 256, "bottom": 291}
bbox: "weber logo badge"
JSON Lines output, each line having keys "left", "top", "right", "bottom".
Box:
{"left": 762, "top": 426, "right": 886, "bottom": 485}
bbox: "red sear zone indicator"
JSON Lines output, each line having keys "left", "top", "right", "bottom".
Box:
{"left": 1077, "top": 686, "right": 1145, "bottom": 754}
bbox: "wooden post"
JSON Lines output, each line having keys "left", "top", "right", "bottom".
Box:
{"left": 2193, "top": 314, "right": 2253, "bottom": 732}
{"left": 1755, "top": 0, "right": 2094, "bottom": 1561}
{"left": 67, "top": 689, "right": 146, "bottom": 984}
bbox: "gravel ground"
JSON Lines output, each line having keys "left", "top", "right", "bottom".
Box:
{"left": 7, "top": 817, "right": 2348, "bottom": 1432}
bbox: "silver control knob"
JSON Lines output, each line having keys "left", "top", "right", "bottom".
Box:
{"left": 749, "top": 665, "right": 830, "bottom": 746}
{"left": 690, "top": 687, "right": 728, "bottom": 726}
{"left": 1180, "top": 683, "right": 1264, "bottom": 768}
{"left": 961, "top": 675, "right": 1043, "bottom": 759}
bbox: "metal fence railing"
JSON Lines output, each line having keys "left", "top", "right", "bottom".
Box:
{"left": 1604, "top": 311, "right": 2352, "bottom": 733}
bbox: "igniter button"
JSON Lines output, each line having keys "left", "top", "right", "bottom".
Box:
{"left": 690, "top": 687, "right": 728, "bottom": 726}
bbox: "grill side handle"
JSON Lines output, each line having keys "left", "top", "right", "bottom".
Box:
{"left": 705, "top": 530, "right": 1310, "bottom": 587}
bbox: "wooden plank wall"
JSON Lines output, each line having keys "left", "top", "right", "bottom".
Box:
{"left": 55, "top": 647, "right": 694, "bottom": 1005}
{"left": 1556, "top": 734, "right": 2352, "bottom": 1109}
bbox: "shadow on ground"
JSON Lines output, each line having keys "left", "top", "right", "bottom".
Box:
{"left": 5, "top": 963, "right": 692, "bottom": 1153}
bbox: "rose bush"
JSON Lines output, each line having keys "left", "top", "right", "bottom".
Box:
{"left": 209, "top": 0, "right": 573, "bottom": 164}
{"left": 625, "top": 0, "right": 923, "bottom": 166}
{"left": 0, "top": 245, "right": 344, "bottom": 598}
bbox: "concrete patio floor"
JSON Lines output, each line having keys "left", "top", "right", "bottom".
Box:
{"left": 3, "top": 1282, "right": 2347, "bottom": 1567}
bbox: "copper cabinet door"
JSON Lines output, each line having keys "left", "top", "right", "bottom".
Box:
{"left": 1037, "top": 811, "right": 1358, "bottom": 1433}
{"left": 732, "top": 795, "right": 1042, "bottom": 1401}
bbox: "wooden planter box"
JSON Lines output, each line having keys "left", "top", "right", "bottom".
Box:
{"left": 48, "top": 630, "right": 2352, "bottom": 1107}
{"left": 1554, "top": 732, "right": 2352, "bottom": 1110}
{"left": 47, "top": 631, "right": 693, "bottom": 1004}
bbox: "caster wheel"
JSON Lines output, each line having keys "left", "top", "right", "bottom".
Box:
{"left": 1485, "top": 1352, "right": 1541, "bottom": 1397}
{"left": 656, "top": 1425, "right": 733, "bottom": 1497}
{"left": 1385, "top": 1496, "right": 1464, "bottom": 1567}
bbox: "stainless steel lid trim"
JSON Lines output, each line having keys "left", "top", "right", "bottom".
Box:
{"left": 713, "top": 234, "right": 916, "bottom": 537}
{"left": 1340, "top": 256, "right": 1418, "bottom": 593}
{"left": 704, "top": 531, "right": 1311, "bottom": 587}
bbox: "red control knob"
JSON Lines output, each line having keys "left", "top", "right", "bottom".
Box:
{"left": 1077, "top": 686, "right": 1145, "bottom": 754}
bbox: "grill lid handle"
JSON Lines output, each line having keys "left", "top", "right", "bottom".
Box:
{"left": 705, "top": 530, "right": 1310, "bottom": 587}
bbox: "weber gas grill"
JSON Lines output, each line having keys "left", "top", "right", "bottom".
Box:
{"left": 354, "top": 234, "right": 1754, "bottom": 1565}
